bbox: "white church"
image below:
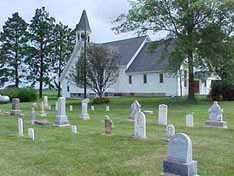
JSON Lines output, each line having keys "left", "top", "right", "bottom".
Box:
{"left": 60, "top": 10, "right": 219, "bottom": 98}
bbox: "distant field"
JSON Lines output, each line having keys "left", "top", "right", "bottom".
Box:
{"left": 0, "top": 95, "right": 233, "bottom": 176}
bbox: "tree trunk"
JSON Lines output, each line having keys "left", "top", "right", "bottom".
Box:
{"left": 39, "top": 42, "right": 43, "bottom": 99}
{"left": 15, "top": 51, "right": 19, "bottom": 88}
{"left": 15, "top": 37, "right": 19, "bottom": 88}
{"left": 187, "top": 50, "right": 195, "bottom": 102}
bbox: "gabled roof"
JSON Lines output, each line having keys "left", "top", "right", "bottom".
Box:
{"left": 102, "top": 36, "right": 147, "bottom": 65}
{"left": 76, "top": 10, "right": 91, "bottom": 33}
{"left": 126, "top": 39, "right": 176, "bottom": 73}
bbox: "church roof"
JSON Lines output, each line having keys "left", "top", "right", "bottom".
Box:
{"left": 76, "top": 10, "right": 91, "bottom": 33}
{"left": 102, "top": 36, "right": 147, "bottom": 65}
{"left": 126, "top": 39, "right": 176, "bottom": 73}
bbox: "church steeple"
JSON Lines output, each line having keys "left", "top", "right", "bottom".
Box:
{"left": 76, "top": 10, "right": 91, "bottom": 43}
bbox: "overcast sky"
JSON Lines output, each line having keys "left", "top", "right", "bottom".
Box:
{"left": 0, "top": 0, "right": 166, "bottom": 43}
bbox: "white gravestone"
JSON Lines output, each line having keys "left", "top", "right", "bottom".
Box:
{"left": 54, "top": 97, "right": 70, "bottom": 127}
{"left": 106, "top": 105, "right": 110, "bottom": 112}
{"left": 158, "top": 104, "right": 168, "bottom": 125}
{"left": 55, "top": 102, "right": 58, "bottom": 111}
{"left": 71, "top": 125, "right": 77, "bottom": 134}
{"left": 166, "top": 124, "right": 175, "bottom": 139}
{"left": 40, "top": 101, "right": 47, "bottom": 117}
{"left": 28, "top": 128, "right": 35, "bottom": 141}
{"left": 186, "top": 113, "right": 194, "bottom": 127}
{"left": 69, "top": 105, "right": 73, "bottom": 112}
{"left": 31, "top": 106, "right": 36, "bottom": 124}
{"left": 163, "top": 133, "right": 198, "bottom": 176}
{"left": 91, "top": 105, "right": 95, "bottom": 111}
{"left": 80, "top": 99, "right": 90, "bottom": 120}
{"left": 18, "top": 118, "right": 24, "bottom": 137}
{"left": 43, "top": 96, "right": 49, "bottom": 110}
{"left": 134, "top": 110, "right": 146, "bottom": 139}
{"left": 205, "top": 101, "right": 227, "bottom": 128}
{"left": 129, "top": 100, "right": 141, "bottom": 121}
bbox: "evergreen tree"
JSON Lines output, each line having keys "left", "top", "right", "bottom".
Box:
{"left": 27, "top": 7, "right": 55, "bottom": 98}
{"left": 0, "top": 12, "right": 28, "bottom": 88}
{"left": 51, "top": 22, "right": 75, "bottom": 97}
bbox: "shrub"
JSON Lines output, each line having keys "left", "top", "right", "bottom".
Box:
{"left": 209, "top": 81, "right": 222, "bottom": 101}
{"left": 92, "top": 97, "right": 110, "bottom": 105}
{"left": 222, "top": 83, "right": 234, "bottom": 101}
{"left": 0, "top": 88, "right": 37, "bottom": 102}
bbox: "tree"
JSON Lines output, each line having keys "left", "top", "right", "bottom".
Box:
{"left": 51, "top": 22, "right": 75, "bottom": 97}
{"left": 71, "top": 45, "right": 119, "bottom": 98}
{"left": 0, "top": 12, "right": 28, "bottom": 88}
{"left": 27, "top": 7, "right": 55, "bottom": 98}
{"left": 113, "top": 0, "right": 234, "bottom": 102}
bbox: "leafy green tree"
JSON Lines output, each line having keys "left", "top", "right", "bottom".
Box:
{"left": 27, "top": 7, "right": 55, "bottom": 98}
{"left": 113, "top": 0, "right": 234, "bottom": 102}
{"left": 51, "top": 22, "right": 75, "bottom": 97}
{"left": 0, "top": 12, "right": 28, "bottom": 88}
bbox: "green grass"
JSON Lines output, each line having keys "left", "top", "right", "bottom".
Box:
{"left": 0, "top": 96, "right": 234, "bottom": 176}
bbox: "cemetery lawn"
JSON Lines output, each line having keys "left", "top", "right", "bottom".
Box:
{"left": 0, "top": 96, "right": 234, "bottom": 176}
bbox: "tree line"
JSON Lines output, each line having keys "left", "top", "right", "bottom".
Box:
{"left": 0, "top": 7, "right": 75, "bottom": 98}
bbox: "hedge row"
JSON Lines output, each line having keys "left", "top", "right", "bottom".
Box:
{"left": 0, "top": 88, "right": 37, "bottom": 102}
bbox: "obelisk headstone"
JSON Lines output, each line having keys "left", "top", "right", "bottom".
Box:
{"left": 54, "top": 97, "right": 70, "bottom": 127}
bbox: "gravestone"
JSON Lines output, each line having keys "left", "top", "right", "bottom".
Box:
{"left": 31, "top": 106, "right": 36, "bottom": 124}
{"left": 186, "top": 113, "right": 194, "bottom": 127}
{"left": 129, "top": 100, "right": 141, "bottom": 121}
{"left": 163, "top": 133, "right": 198, "bottom": 176}
{"left": 28, "top": 128, "right": 35, "bottom": 141}
{"left": 54, "top": 97, "right": 70, "bottom": 127}
{"left": 32, "top": 102, "right": 37, "bottom": 109}
{"left": 91, "top": 105, "right": 95, "bottom": 111}
{"left": 71, "top": 125, "right": 77, "bottom": 134}
{"left": 106, "top": 105, "right": 110, "bottom": 112}
{"left": 69, "top": 105, "right": 73, "bottom": 112}
{"left": 158, "top": 104, "right": 168, "bottom": 125}
{"left": 80, "top": 99, "right": 90, "bottom": 120}
{"left": 143, "top": 110, "right": 154, "bottom": 115}
{"left": 55, "top": 101, "right": 58, "bottom": 111}
{"left": 205, "top": 101, "right": 227, "bottom": 128}
{"left": 18, "top": 118, "right": 24, "bottom": 137}
{"left": 104, "top": 115, "right": 113, "bottom": 135}
{"left": 134, "top": 110, "right": 146, "bottom": 139}
{"left": 10, "top": 98, "right": 21, "bottom": 116}
{"left": 166, "top": 124, "right": 175, "bottom": 139}
{"left": 40, "top": 101, "right": 47, "bottom": 117}
{"left": 43, "top": 96, "right": 49, "bottom": 110}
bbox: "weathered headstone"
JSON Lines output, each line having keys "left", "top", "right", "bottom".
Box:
{"left": 134, "top": 110, "right": 146, "bottom": 139}
{"left": 104, "top": 115, "right": 113, "bottom": 135}
{"left": 69, "top": 105, "right": 73, "bottom": 112}
{"left": 28, "top": 128, "right": 35, "bottom": 141}
{"left": 10, "top": 98, "right": 21, "bottom": 116}
{"left": 43, "top": 96, "right": 49, "bottom": 110}
{"left": 129, "top": 100, "right": 141, "bottom": 121}
{"left": 163, "top": 133, "right": 198, "bottom": 176}
{"left": 71, "top": 125, "right": 77, "bottom": 134}
{"left": 205, "top": 101, "right": 227, "bottom": 128}
{"left": 91, "top": 105, "right": 95, "bottom": 111}
{"left": 186, "top": 113, "right": 194, "bottom": 128}
{"left": 166, "top": 124, "right": 175, "bottom": 139}
{"left": 55, "top": 101, "right": 58, "bottom": 111}
{"left": 40, "top": 101, "right": 47, "bottom": 117}
{"left": 158, "top": 104, "right": 168, "bottom": 125}
{"left": 31, "top": 106, "right": 36, "bottom": 124}
{"left": 80, "top": 98, "right": 90, "bottom": 120}
{"left": 106, "top": 105, "right": 110, "bottom": 112}
{"left": 54, "top": 97, "right": 70, "bottom": 127}
{"left": 18, "top": 118, "right": 24, "bottom": 137}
